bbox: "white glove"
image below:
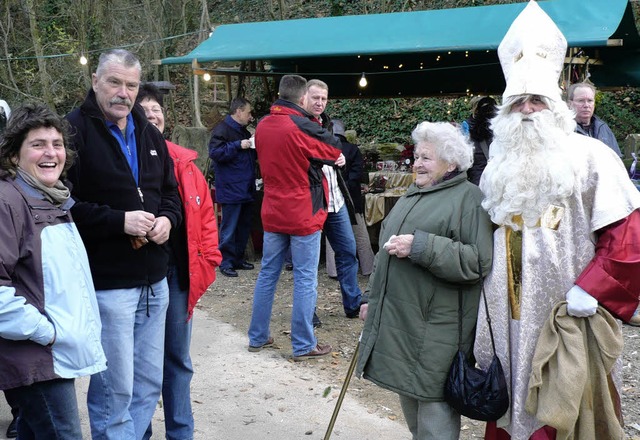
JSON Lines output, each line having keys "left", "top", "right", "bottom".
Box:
{"left": 566, "top": 285, "right": 598, "bottom": 317}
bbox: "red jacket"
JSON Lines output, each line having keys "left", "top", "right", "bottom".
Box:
{"left": 255, "top": 100, "right": 342, "bottom": 236}
{"left": 167, "top": 141, "right": 222, "bottom": 319}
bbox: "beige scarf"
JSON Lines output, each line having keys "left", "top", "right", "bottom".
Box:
{"left": 17, "top": 166, "right": 70, "bottom": 206}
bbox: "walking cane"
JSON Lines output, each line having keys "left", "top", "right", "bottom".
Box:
{"left": 323, "top": 340, "right": 360, "bottom": 440}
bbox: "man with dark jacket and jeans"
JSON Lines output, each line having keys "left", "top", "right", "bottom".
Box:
{"left": 304, "top": 80, "right": 362, "bottom": 321}
{"left": 65, "top": 49, "right": 182, "bottom": 440}
{"left": 208, "top": 97, "right": 256, "bottom": 277}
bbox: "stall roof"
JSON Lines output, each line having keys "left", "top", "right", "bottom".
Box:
{"left": 160, "top": 0, "right": 640, "bottom": 98}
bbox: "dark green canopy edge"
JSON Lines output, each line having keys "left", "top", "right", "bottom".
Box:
{"left": 160, "top": 0, "right": 640, "bottom": 98}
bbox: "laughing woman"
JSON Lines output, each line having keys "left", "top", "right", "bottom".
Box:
{"left": 0, "top": 104, "right": 106, "bottom": 439}
{"left": 356, "top": 121, "right": 493, "bottom": 440}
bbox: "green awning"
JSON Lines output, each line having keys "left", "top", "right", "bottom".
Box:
{"left": 160, "top": 0, "right": 640, "bottom": 97}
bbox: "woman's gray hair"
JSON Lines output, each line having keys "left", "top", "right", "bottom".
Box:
{"left": 411, "top": 121, "right": 474, "bottom": 171}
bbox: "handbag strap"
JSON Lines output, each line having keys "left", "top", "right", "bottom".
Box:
{"left": 456, "top": 261, "right": 497, "bottom": 355}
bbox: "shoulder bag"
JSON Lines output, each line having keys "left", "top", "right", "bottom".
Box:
{"left": 443, "top": 266, "right": 509, "bottom": 421}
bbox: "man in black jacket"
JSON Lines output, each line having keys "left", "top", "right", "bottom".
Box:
{"left": 325, "top": 119, "right": 375, "bottom": 278}
{"left": 65, "top": 49, "right": 182, "bottom": 440}
{"left": 303, "top": 80, "right": 362, "bottom": 321}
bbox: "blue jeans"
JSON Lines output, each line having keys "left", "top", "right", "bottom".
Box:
{"left": 143, "top": 266, "right": 194, "bottom": 440}
{"left": 6, "top": 379, "right": 81, "bottom": 440}
{"left": 219, "top": 202, "right": 253, "bottom": 270}
{"left": 88, "top": 279, "right": 169, "bottom": 440}
{"left": 324, "top": 206, "right": 362, "bottom": 315}
{"left": 248, "top": 231, "right": 321, "bottom": 356}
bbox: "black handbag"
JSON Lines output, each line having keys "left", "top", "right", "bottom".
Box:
{"left": 444, "top": 269, "right": 509, "bottom": 421}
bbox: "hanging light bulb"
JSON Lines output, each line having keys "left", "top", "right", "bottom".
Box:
{"left": 358, "top": 73, "right": 367, "bottom": 88}
{"left": 79, "top": 55, "right": 88, "bottom": 65}
{"left": 203, "top": 73, "right": 211, "bottom": 82}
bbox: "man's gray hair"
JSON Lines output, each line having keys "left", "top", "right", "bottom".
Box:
{"left": 411, "top": 121, "right": 474, "bottom": 171}
{"left": 306, "top": 79, "right": 328, "bottom": 92}
{"left": 230, "top": 97, "right": 250, "bottom": 115}
{"left": 566, "top": 82, "right": 596, "bottom": 101}
{"left": 96, "top": 49, "right": 141, "bottom": 78}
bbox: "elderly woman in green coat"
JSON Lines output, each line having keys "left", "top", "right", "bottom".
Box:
{"left": 356, "top": 121, "right": 493, "bottom": 440}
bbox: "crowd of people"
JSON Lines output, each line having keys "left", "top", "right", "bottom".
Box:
{"left": 1, "top": 1, "right": 639, "bottom": 439}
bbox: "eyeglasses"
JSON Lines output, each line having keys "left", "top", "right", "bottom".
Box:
{"left": 147, "top": 106, "right": 163, "bottom": 114}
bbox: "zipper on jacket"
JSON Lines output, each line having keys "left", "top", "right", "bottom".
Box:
{"left": 137, "top": 187, "right": 144, "bottom": 203}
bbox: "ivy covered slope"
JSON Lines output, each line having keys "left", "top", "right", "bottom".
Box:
{"left": 326, "top": 89, "right": 640, "bottom": 150}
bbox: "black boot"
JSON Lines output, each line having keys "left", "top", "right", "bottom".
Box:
{"left": 312, "top": 311, "right": 322, "bottom": 328}
{"left": 6, "top": 415, "right": 17, "bottom": 438}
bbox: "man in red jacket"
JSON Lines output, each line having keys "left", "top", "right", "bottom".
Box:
{"left": 247, "top": 75, "right": 341, "bottom": 361}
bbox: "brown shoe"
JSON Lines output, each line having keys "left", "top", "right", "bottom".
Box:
{"left": 293, "top": 343, "right": 332, "bottom": 361}
{"left": 248, "top": 336, "right": 275, "bottom": 352}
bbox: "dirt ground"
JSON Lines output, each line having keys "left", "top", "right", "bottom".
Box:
{"left": 199, "top": 258, "right": 640, "bottom": 440}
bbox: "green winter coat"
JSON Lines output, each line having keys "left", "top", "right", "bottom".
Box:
{"left": 355, "top": 172, "right": 493, "bottom": 401}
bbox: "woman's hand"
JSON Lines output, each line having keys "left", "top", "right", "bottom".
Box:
{"left": 383, "top": 234, "right": 414, "bottom": 259}
{"left": 359, "top": 303, "right": 369, "bottom": 321}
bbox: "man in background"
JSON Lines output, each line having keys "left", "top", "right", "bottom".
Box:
{"left": 247, "top": 75, "right": 339, "bottom": 361}
{"left": 208, "top": 97, "right": 256, "bottom": 278}
{"left": 66, "top": 49, "right": 182, "bottom": 439}
{"left": 303, "top": 79, "right": 362, "bottom": 323}
{"left": 325, "top": 119, "right": 374, "bottom": 278}
{"left": 567, "top": 82, "right": 622, "bottom": 156}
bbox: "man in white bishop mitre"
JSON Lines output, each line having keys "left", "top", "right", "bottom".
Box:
{"left": 474, "top": 1, "right": 640, "bottom": 439}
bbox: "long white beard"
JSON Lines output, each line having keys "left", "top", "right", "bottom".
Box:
{"left": 480, "top": 109, "right": 576, "bottom": 229}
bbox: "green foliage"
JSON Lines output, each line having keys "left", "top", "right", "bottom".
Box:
{"left": 327, "top": 97, "right": 474, "bottom": 144}
{"left": 596, "top": 88, "right": 640, "bottom": 151}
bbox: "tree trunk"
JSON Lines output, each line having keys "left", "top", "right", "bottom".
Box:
{"left": 0, "top": 3, "right": 18, "bottom": 95}
{"left": 192, "top": 0, "right": 210, "bottom": 128}
{"left": 24, "top": 0, "right": 55, "bottom": 108}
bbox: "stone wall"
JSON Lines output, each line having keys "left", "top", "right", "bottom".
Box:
{"left": 171, "top": 126, "right": 211, "bottom": 175}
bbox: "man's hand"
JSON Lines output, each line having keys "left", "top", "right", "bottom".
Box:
{"left": 146, "top": 216, "right": 172, "bottom": 245}
{"left": 240, "top": 139, "right": 252, "bottom": 149}
{"left": 335, "top": 153, "right": 346, "bottom": 167}
{"left": 124, "top": 210, "right": 156, "bottom": 237}
{"left": 566, "top": 285, "right": 598, "bottom": 317}
{"left": 382, "top": 234, "right": 414, "bottom": 259}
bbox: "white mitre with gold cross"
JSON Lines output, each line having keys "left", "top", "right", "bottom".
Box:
{"left": 498, "top": 0, "right": 567, "bottom": 103}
